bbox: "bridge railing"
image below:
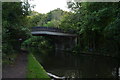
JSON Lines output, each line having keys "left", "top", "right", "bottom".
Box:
{"left": 31, "top": 27, "right": 65, "bottom": 33}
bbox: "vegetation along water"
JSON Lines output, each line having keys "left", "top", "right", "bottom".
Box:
{"left": 2, "top": 1, "right": 120, "bottom": 79}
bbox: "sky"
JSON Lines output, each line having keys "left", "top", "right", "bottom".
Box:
{"left": 29, "top": 0, "right": 70, "bottom": 14}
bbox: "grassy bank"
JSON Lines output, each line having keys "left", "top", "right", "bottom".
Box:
{"left": 27, "top": 53, "right": 50, "bottom": 79}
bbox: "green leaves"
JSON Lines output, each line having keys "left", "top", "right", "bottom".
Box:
{"left": 2, "top": 2, "right": 30, "bottom": 54}
{"left": 59, "top": 2, "right": 120, "bottom": 55}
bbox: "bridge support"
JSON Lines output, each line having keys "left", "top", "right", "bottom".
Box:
{"left": 54, "top": 36, "right": 77, "bottom": 52}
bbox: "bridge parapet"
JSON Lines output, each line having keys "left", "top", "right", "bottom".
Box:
{"left": 32, "top": 27, "right": 64, "bottom": 33}
{"left": 31, "top": 26, "right": 77, "bottom": 37}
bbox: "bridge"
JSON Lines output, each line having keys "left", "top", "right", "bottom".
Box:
{"left": 31, "top": 27, "right": 77, "bottom": 37}
{"left": 31, "top": 26, "right": 77, "bottom": 51}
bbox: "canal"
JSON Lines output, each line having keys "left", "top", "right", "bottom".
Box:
{"left": 28, "top": 47, "right": 119, "bottom": 78}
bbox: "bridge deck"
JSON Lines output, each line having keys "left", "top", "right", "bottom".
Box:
{"left": 31, "top": 31, "right": 77, "bottom": 37}
{"left": 31, "top": 27, "right": 77, "bottom": 37}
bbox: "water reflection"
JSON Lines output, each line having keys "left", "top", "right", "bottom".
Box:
{"left": 28, "top": 47, "right": 118, "bottom": 78}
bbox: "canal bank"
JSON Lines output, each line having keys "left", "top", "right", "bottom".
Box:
{"left": 2, "top": 50, "right": 51, "bottom": 79}
{"left": 29, "top": 47, "right": 119, "bottom": 78}
{"left": 27, "top": 53, "right": 50, "bottom": 79}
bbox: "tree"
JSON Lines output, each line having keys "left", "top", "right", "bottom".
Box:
{"left": 2, "top": 2, "right": 30, "bottom": 54}
{"left": 60, "top": 2, "right": 120, "bottom": 56}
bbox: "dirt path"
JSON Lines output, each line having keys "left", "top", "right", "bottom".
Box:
{"left": 2, "top": 52, "right": 27, "bottom": 78}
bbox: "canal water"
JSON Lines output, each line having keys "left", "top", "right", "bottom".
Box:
{"left": 29, "top": 47, "right": 119, "bottom": 78}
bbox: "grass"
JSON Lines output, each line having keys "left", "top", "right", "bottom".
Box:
{"left": 27, "top": 53, "right": 50, "bottom": 79}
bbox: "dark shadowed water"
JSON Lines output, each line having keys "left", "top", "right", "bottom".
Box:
{"left": 29, "top": 47, "right": 119, "bottom": 78}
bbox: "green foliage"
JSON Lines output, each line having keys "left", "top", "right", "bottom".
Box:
{"left": 60, "top": 2, "right": 120, "bottom": 56}
{"left": 27, "top": 12, "right": 47, "bottom": 27}
{"left": 27, "top": 53, "right": 50, "bottom": 78}
{"left": 24, "top": 9, "right": 70, "bottom": 50}
{"left": 2, "top": 2, "right": 31, "bottom": 61}
{"left": 22, "top": 36, "right": 52, "bottom": 49}
{"left": 43, "top": 20, "right": 60, "bottom": 27}
{"left": 20, "top": 2, "right": 120, "bottom": 57}
{"left": 28, "top": 8, "right": 69, "bottom": 28}
{"left": 22, "top": 36, "right": 41, "bottom": 46}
